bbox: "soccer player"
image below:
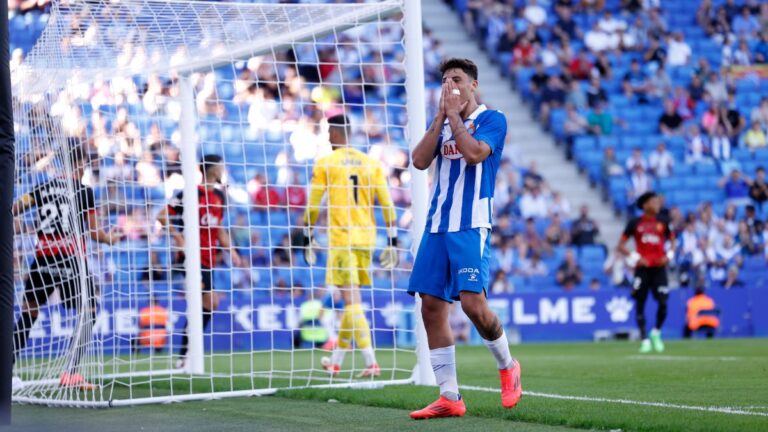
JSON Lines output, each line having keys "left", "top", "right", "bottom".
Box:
{"left": 408, "top": 58, "right": 521, "bottom": 420}
{"left": 303, "top": 114, "right": 398, "bottom": 378}
{"left": 13, "top": 144, "right": 123, "bottom": 390}
{"left": 617, "top": 191, "right": 674, "bottom": 353}
{"left": 156, "top": 154, "right": 241, "bottom": 368}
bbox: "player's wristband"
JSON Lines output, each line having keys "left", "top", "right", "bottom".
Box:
{"left": 387, "top": 226, "right": 398, "bottom": 247}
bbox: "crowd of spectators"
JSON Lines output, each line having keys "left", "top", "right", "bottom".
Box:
{"left": 452, "top": 0, "right": 768, "bottom": 290}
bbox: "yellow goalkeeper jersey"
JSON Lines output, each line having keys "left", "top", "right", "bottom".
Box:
{"left": 304, "top": 147, "right": 395, "bottom": 248}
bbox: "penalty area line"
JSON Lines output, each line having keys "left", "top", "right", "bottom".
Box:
{"left": 458, "top": 385, "right": 768, "bottom": 417}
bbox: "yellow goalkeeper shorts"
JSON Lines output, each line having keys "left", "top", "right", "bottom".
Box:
{"left": 327, "top": 248, "right": 372, "bottom": 287}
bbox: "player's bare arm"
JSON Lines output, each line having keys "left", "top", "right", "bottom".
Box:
{"left": 217, "top": 227, "right": 241, "bottom": 267}
{"left": 412, "top": 85, "right": 447, "bottom": 170}
{"left": 156, "top": 206, "right": 184, "bottom": 247}
{"left": 87, "top": 211, "right": 124, "bottom": 245}
{"left": 444, "top": 78, "right": 491, "bottom": 165}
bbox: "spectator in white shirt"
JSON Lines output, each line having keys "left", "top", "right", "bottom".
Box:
{"left": 627, "top": 165, "right": 652, "bottom": 209}
{"left": 585, "top": 22, "right": 612, "bottom": 53}
{"left": 648, "top": 142, "right": 675, "bottom": 177}
{"left": 519, "top": 185, "right": 549, "bottom": 219}
{"left": 523, "top": 0, "right": 547, "bottom": 27}
{"left": 685, "top": 124, "right": 711, "bottom": 164}
{"left": 666, "top": 32, "right": 692, "bottom": 66}
{"left": 711, "top": 124, "right": 732, "bottom": 161}
{"left": 625, "top": 147, "right": 648, "bottom": 172}
{"left": 598, "top": 10, "right": 627, "bottom": 34}
{"left": 548, "top": 190, "right": 572, "bottom": 219}
{"left": 518, "top": 253, "right": 549, "bottom": 277}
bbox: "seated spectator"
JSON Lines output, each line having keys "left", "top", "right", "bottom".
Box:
{"left": 545, "top": 213, "right": 571, "bottom": 247}
{"left": 529, "top": 61, "right": 549, "bottom": 109}
{"left": 704, "top": 72, "right": 728, "bottom": 104}
{"left": 643, "top": 36, "right": 667, "bottom": 68}
{"left": 649, "top": 142, "right": 674, "bottom": 177}
{"left": 523, "top": 0, "right": 547, "bottom": 27}
{"left": 749, "top": 166, "right": 768, "bottom": 211}
{"left": 723, "top": 205, "right": 740, "bottom": 237}
{"left": 602, "top": 146, "right": 625, "bottom": 178}
{"left": 513, "top": 34, "right": 537, "bottom": 68}
{"left": 732, "top": 6, "right": 760, "bottom": 40}
{"left": 272, "top": 235, "right": 293, "bottom": 267}
{"left": 556, "top": 249, "right": 583, "bottom": 290}
{"left": 585, "top": 22, "right": 612, "bottom": 53}
{"left": 710, "top": 6, "right": 732, "bottom": 45}
{"left": 685, "top": 125, "right": 712, "bottom": 164}
{"left": 627, "top": 165, "right": 652, "bottom": 213}
{"left": 743, "top": 204, "right": 765, "bottom": 236}
{"left": 721, "top": 96, "right": 747, "bottom": 142}
{"left": 449, "top": 304, "right": 471, "bottom": 343}
{"left": 715, "top": 235, "right": 744, "bottom": 288}
{"left": 586, "top": 76, "right": 609, "bottom": 108}
{"left": 518, "top": 253, "right": 548, "bottom": 277}
{"left": 743, "top": 121, "right": 767, "bottom": 150}
{"left": 523, "top": 160, "right": 544, "bottom": 190}
{"left": 754, "top": 32, "right": 768, "bottom": 64}
{"left": 490, "top": 270, "right": 512, "bottom": 295}
{"left": 647, "top": 7, "right": 668, "bottom": 40}
{"left": 549, "top": 191, "right": 572, "bottom": 219}
{"left": 751, "top": 97, "right": 768, "bottom": 131}
{"left": 494, "top": 237, "right": 516, "bottom": 274}
{"left": 625, "top": 147, "right": 648, "bottom": 172}
{"left": 649, "top": 65, "right": 672, "bottom": 101}
{"left": 588, "top": 278, "right": 601, "bottom": 291}
{"left": 672, "top": 87, "right": 695, "bottom": 121}
{"left": 553, "top": 6, "right": 582, "bottom": 43}
{"left": 737, "top": 221, "right": 761, "bottom": 255}
{"left": 587, "top": 102, "right": 620, "bottom": 135}
{"left": 569, "top": 49, "right": 593, "bottom": 80}
{"left": 566, "top": 81, "right": 588, "bottom": 111}
{"left": 597, "top": 10, "right": 626, "bottom": 34}
{"left": 622, "top": 59, "right": 649, "bottom": 103}
{"left": 520, "top": 185, "right": 549, "bottom": 219}
{"left": 719, "top": 168, "right": 751, "bottom": 207}
{"left": 593, "top": 51, "right": 612, "bottom": 79}
{"left": 627, "top": 16, "right": 649, "bottom": 50}
{"left": 688, "top": 75, "right": 706, "bottom": 103}
{"left": 571, "top": 204, "right": 600, "bottom": 246}
{"left": 539, "top": 75, "right": 567, "bottom": 127}
{"left": 666, "top": 32, "right": 692, "bottom": 66}
{"left": 659, "top": 100, "right": 684, "bottom": 135}
{"left": 711, "top": 124, "right": 732, "bottom": 161}
{"left": 733, "top": 39, "right": 752, "bottom": 66}
{"left": 524, "top": 217, "right": 550, "bottom": 257}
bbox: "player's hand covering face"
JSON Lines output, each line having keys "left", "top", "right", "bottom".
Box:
{"left": 441, "top": 68, "right": 475, "bottom": 116}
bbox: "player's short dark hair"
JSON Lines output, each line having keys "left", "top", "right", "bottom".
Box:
{"left": 327, "top": 114, "right": 351, "bottom": 130}
{"left": 636, "top": 191, "right": 658, "bottom": 210}
{"left": 439, "top": 58, "right": 478, "bottom": 81}
{"left": 200, "top": 154, "right": 223, "bottom": 174}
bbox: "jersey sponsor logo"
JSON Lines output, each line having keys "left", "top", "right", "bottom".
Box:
{"left": 200, "top": 212, "right": 220, "bottom": 227}
{"left": 640, "top": 233, "right": 661, "bottom": 244}
{"left": 442, "top": 140, "right": 463, "bottom": 160}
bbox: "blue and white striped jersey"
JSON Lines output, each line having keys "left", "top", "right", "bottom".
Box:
{"left": 425, "top": 105, "right": 507, "bottom": 233}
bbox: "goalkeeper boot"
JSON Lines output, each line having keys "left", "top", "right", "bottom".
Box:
{"left": 410, "top": 395, "right": 466, "bottom": 420}
{"left": 60, "top": 372, "right": 96, "bottom": 391}
{"left": 357, "top": 363, "right": 381, "bottom": 378}
{"left": 320, "top": 356, "right": 340, "bottom": 376}
{"left": 499, "top": 360, "right": 522, "bottom": 409}
{"left": 639, "top": 338, "right": 652, "bottom": 353}
{"left": 650, "top": 329, "right": 665, "bottom": 353}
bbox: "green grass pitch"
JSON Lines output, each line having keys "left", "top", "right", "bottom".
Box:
{"left": 11, "top": 339, "right": 768, "bottom": 432}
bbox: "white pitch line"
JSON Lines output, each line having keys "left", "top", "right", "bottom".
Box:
{"left": 626, "top": 355, "right": 742, "bottom": 362}
{"left": 459, "top": 385, "right": 768, "bottom": 417}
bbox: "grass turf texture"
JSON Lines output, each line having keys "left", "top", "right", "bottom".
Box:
{"left": 13, "top": 339, "right": 768, "bottom": 431}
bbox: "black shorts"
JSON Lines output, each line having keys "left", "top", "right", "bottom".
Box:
{"left": 24, "top": 254, "right": 95, "bottom": 310}
{"left": 201, "top": 267, "right": 214, "bottom": 292}
{"left": 632, "top": 266, "right": 669, "bottom": 300}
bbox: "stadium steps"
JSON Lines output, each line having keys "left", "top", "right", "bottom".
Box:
{"left": 420, "top": 0, "right": 623, "bottom": 246}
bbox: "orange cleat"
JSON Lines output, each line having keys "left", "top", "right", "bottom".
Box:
{"left": 320, "top": 356, "right": 340, "bottom": 376}
{"left": 409, "top": 396, "right": 466, "bottom": 420}
{"left": 60, "top": 372, "right": 96, "bottom": 391}
{"left": 357, "top": 363, "right": 381, "bottom": 378}
{"left": 499, "top": 361, "right": 522, "bottom": 408}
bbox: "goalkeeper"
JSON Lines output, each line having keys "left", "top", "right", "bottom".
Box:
{"left": 302, "top": 114, "right": 398, "bottom": 378}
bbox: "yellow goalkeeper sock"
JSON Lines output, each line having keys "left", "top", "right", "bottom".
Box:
{"left": 348, "top": 303, "right": 372, "bottom": 350}
{"left": 337, "top": 307, "right": 354, "bottom": 350}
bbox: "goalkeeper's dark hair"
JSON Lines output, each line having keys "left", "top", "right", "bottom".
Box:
{"left": 200, "top": 154, "right": 223, "bottom": 174}
{"left": 327, "top": 114, "right": 351, "bottom": 133}
{"left": 439, "top": 58, "right": 478, "bottom": 81}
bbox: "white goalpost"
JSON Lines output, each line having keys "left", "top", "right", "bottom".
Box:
{"left": 11, "top": 0, "right": 431, "bottom": 407}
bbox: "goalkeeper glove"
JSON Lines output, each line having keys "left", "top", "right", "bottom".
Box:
{"left": 379, "top": 227, "right": 399, "bottom": 270}
{"left": 303, "top": 227, "right": 317, "bottom": 266}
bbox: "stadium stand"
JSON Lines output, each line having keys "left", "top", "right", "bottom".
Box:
{"left": 10, "top": 0, "right": 766, "bottom": 295}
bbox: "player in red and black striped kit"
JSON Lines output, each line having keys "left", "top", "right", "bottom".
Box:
{"left": 13, "top": 144, "right": 123, "bottom": 390}
{"left": 617, "top": 191, "right": 675, "bottom": 353}
{"left": 157, "top": 154, "right": 241, "bottom": 369}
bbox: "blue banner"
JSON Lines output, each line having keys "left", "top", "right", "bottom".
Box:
{"left": 18, "top": 287, "right": 765, "bottom": 357}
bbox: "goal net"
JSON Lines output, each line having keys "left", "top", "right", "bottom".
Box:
{"left": 12, "top": 0, "right": 427, "bottom": 407}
